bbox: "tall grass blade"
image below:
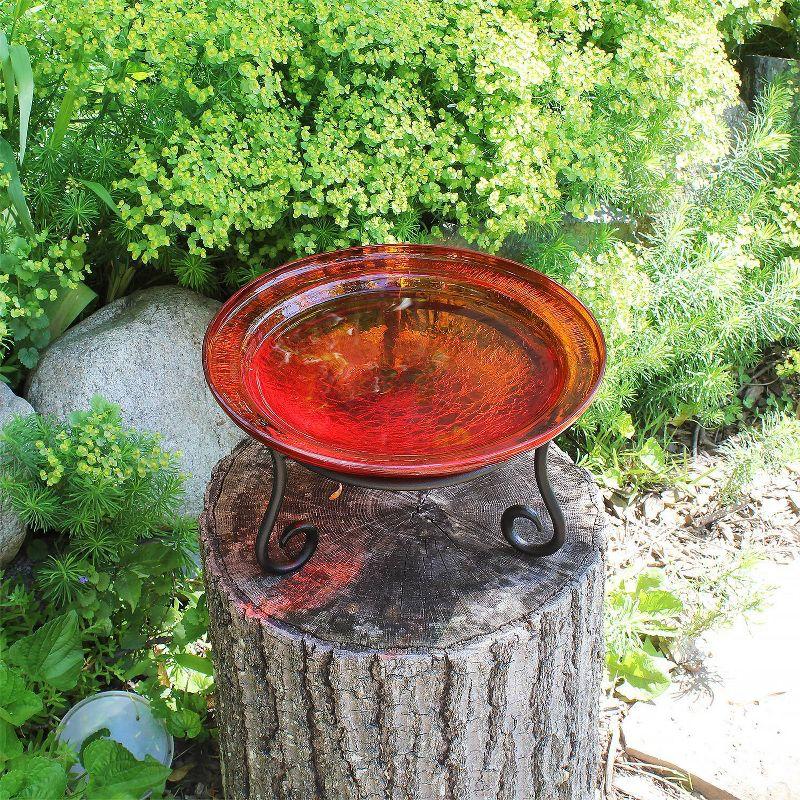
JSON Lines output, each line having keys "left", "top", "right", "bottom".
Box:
{"left": 50, "top": 85, "right": 77, "bottom": 150}
{"left": 8, "top": 44, "right": 32, "bottom": 162}
{"left": 0, "top": 134, "right": 34, "bottom": 235}
{"left": 0, "top": 32, "right": 14, "bottom": 125}
{"left": 43, "top": 282, "right": 97, "bottom": 340}
{"left": 78, "top": 179, "right": 121, "bottom": 217}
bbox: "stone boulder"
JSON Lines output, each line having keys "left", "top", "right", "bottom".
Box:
{"left": 0, "top": 383, "right": 33, "bottom": 565}
{"left": 26, "top": 286, "right": 244, "bottom": 516}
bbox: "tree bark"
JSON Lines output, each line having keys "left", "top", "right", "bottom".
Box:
{"left": 200, "top": 440, "right": 606, "bottom": 800}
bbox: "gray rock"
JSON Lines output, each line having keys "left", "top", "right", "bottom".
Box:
{"left": 741, "top": 55, "right": 799, "bottom": 110}
{"left": 0, "top": 384, "right": 33, "bottom": 565}
{"left": 26, "top": 286, "right": 244, "bottom": 516}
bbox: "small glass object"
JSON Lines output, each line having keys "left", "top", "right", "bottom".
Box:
{"left": 56, "top": 691, "right": 173, "bottom": 777}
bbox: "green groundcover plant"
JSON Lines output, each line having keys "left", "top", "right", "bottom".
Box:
{"left": 606, "top": 553, "right": 766, "bottom": 700}
{"left": 0, "top": 613, "right": 173, "bottom": 800}
{"left": 5, "top": 0, "right": 737, "bottom": 291}
{"left": 0, "top": 398, "right": 213, "bottom": 796}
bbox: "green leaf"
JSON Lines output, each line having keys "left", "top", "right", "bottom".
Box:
{"left": 49, "top": 85, "right": 77, "bottom": 151}
{"left": 176, "top": 600, "right": 208, "bottom": 643}
{"left": 0, "top": 756, "right": 68, "bottom": 799}
{"left": 15, "top": 347, "right": 38, "bottom": 369}
{"left": 165, "top": 707, "right": 202, "bottom": 739}
{"left": 82, "top": 738, "right": 171, "bottom": 800}
{"left": 613, "top": 412, "right": 635, "bottom": 439}
{"left": 172, "top": 652, "right": 214, "bottom": 677}
{"left": 0, "top": 720, "right": 23, "bottom": 762}
{"left": 77, "top": 179, "right": 121, "bottom": 218}
{"left": 769, "top": 8, "right": 792, "bottom": 32}
{"left": 78, "top": 728, "right": 111, "bottom": 763}
{"left": 114, "top": 571, "right": 142, "bottom": 611}
{"left": 27, "top": 327, "right": 49, "bottom": 349}
{"left": 637, "top": 438, "right": 667, "bottom": 473}
{"left": 0, "top": 252, "right": 20, "bottom": 272}
{"left": 129, "top": 540, "right": 182, "bottom": 577}
{"left": 634, "top": 569, "right": 664, "bottom": 594}
{"left": 42, "top": 281, "right": 97, "bottom": 340}
{"left": 608, "top": 642, "right": 674, "bottom": 701}
{"left": 8, "top": 45, "right": 32, "bottom": 163}
{"left": 7, "top": 610, "right": 84, "bottom": 691}
{"left": 0, "top": 664, "right": 43, "bottom": 726}
{"left": 0, "top": 33, "right": 14, "bottom": 126}
{"left": 637, "top": 588, "right": 683, "bottom": 616}
{"left": 0, "top": 136, "right": 33, "bottom": 235}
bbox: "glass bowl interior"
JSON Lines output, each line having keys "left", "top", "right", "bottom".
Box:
{"left": 203, "top": 245, "right": 605, "bottom": 478}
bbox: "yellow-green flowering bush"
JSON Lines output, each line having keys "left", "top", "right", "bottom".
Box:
{"left": 775, "top": 178, "right": 800, "bottom": 247}
{"left": 714, "top": 0, "right": 785, "bottom": 42}
{"left": 10, "top": 0, "right": 738, "bottom": 277}
{"left": 0, "top": 228, "right": 88, "bottom": 367}
{"left": 0, "top": 395, "right": 185, "bottom": 549}
{"left": 535, "top": 85, "right": 800, "bottom": 457}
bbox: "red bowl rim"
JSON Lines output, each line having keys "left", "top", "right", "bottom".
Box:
{"left": 203, "top": 243, "right": 606, "bottom": 477}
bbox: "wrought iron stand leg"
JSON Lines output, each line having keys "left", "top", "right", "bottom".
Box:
{"left": 255, "top": 450, "right": 319, "bottom": 575}
{"left": 501, "top": 441, "right": 566, "bottom": 557}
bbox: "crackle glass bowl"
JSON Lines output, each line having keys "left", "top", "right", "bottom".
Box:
{"left": 203, "top": 244, "right": 605, "bottom": 479}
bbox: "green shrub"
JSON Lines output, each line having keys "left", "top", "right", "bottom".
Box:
{"left": 718, "top": 411, "right": 800, "bottom": 500}
{"left": 0, "top": 16, "right": 101, "bottom": 376}
{"left": 606, "top": 555, "right": 767, "bottom": 700}
{"left": 0, "top": 397, "right": 212, "bottom": 752}
{"left": 9, "top": 0, "right": 737, "bottom": 288}
{"left": 605, "top": 569, "right": 683, "bottom": 700}
{"left": 0, "top": 396, "right": 188, "bottom": 555}
{"left": 0, "top": 229, "right": 90, "bottom": 369}
{"left": 0, "top": 613, "right": 172, "bottom": 799}
{"left": 715, "top": 0, "right": 786, "bottom": 44}
{"left": 533, "top": 82, "right": 800, "bottom": 480}
{"left": 717, "top": 0, "right": 800, "bottom": 57}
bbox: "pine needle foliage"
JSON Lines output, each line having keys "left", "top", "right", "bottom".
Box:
{"left": 524, "top": 81, "right": 800, "bottom": 477}
{"left": 718, "top": 412, "right": 800, "bottom": 501}
{"left": 0, "top": 399, "right": 211, "bottom": 742}
{"left": 0, "top": 396, "right": 188, "bottom": 562}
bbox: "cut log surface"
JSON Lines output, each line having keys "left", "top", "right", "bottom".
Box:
{"left": 200, "top": 439, "right": 606, "bottom": 800}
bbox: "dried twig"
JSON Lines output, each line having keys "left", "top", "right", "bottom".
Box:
{"left": 604, "top": 722, "right": 621, "bottom": 798}
{"left": 696, "top": 503, "right": 748, "bottom": 529}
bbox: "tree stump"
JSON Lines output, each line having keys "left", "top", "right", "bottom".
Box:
{"left": 200, "top": 439, "right": 606, "bottom": 800}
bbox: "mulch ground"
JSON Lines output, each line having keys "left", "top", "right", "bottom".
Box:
{"left": 599, "top": 452, "right": 800, "bottom": 800}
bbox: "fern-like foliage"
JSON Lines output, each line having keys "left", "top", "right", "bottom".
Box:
{"left": 524, "top": 80, "right": 800, "bottom": 479}
{"left": 0, "top": 396, "right": 188, "bottom": 563}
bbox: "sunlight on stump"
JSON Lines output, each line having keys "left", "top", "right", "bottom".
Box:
{"left": 200, "top": 440, "right": 606, "bottom": 800}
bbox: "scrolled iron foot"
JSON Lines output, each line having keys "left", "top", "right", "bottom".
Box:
{"left": 255, "top": 450, "right": 319, "bottom": 575}
{"left": 501, "top": 442, "right": 566, "bottom": 557}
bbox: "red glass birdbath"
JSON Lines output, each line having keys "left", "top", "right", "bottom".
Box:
{"left": 204, "top": 244, "right": 605, "bottom": 575}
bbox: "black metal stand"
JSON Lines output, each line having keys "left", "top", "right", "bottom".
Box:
{"left": 255, "top": 441, "right": 566, "bottom": 575}
{"left": 254, "top": 450, "right": 319, "bottom": 575}
{"left": 500, "top": 444, "right": 566, "bottom": 557}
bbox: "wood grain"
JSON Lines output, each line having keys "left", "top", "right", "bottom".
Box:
{"left": 201, "top": 440, "right": 606, "bottom": 800}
